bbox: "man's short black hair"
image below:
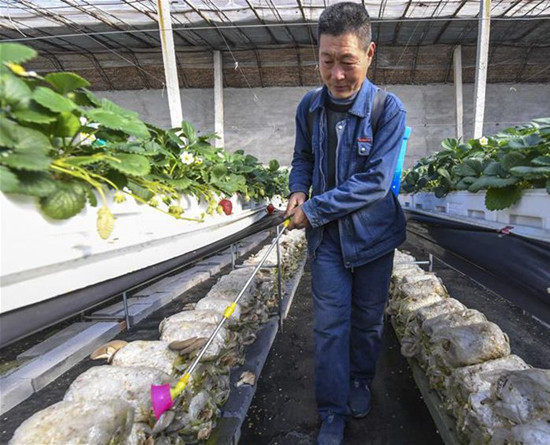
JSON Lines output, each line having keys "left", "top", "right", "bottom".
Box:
{"left": 317, "top": 2, "right": 372, "bottom": 49}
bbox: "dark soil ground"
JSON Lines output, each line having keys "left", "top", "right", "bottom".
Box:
{"left": 240, "top": 259, "right": 443, "bottom": 445}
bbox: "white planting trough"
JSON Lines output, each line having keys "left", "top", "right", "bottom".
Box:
{"left": 0, "top": 192, "right": 268, "bottom": 316}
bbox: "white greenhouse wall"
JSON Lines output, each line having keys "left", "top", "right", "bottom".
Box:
{"left": 97, "top": 83, "right": 550, "bottom": 168}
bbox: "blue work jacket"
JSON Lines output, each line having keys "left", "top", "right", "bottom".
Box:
{"left": 289, "top": 79, "right": 407, "bottom": 268}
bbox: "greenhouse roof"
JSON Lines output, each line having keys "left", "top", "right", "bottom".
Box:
{"left": 2, "top": 0, "right": 549, "bottom": 88}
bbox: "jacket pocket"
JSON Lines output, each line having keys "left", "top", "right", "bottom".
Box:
{"left": 357, "top": 141, "right": 372, "bottom": 157}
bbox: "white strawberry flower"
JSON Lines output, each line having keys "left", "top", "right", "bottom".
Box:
{"left": 180, "top": 151, "right": 195, "bottom": 165}
{"left": 479, "top": 136, "right": 488, "bottom": 146}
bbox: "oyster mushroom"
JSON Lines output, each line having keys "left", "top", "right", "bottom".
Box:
{"left": 160, "top": 320, "right": 228, "bottom": 360}
{"left": 235, "top": 370, "right": 256, "bottom": 387}
{"left": 169, "top": 337, "right": 208, "bottom": 356}
{"left": 90, "top": 339, "right": 128, "bottom": 362}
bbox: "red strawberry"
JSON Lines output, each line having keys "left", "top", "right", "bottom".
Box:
{"left": 266, "top": 204, "right": 275, "bottom": 215}
{"left": 218, "top": 199, "right": 232, "bottom": 215}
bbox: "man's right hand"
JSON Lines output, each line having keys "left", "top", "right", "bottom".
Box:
{"left": 285, "top": 192, "right": 308, "bottom": 230}
{"left": 285, "top": 192, "right": 307, "bottom": 216}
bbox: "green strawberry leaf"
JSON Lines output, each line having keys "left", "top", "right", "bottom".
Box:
{"left": 181, "top": 120, "right": 197, "bottom": 144}
{"left": 404, "top": 170, "right": 419, "bottom": 185}
{"left": 485, "top": 186, "right": 522, "bottom": 210}
{"left": 143, "top": 140, "right": 163, "bottom": 155}
{"left": 33, "top": 87, "right": 76, "bottom": 113}
{"left": 211, "top": 164, "right": 227, "bottom": 178}
{"left": 437, "top": 168, "right": 451, "bottom": 185}
{"left": 105, "top": 153, "right": 150, "bottom": 176}
{"left": 166, "top": 178, "right": 192, "bottom": 190}
{"left": 53, "top": 112, "right": 81, "bottom": 138}
{"left": 105, "top": 169, "right": 128, "bottom": 189}
{"left": 268, "top": 159, "right": 280, "bottom": 172}
{"left": 100, "top": 98, "right": 139, "bottom": 119}
{"left": 12, "top": 106, "right": 57, "bottom": 124}
{"left": 44, "top": 72, "right": 91, "bottom": 95}
{"left": 0, "top": 118, "right": 51, "bottom": 170}
{"left": 505, "top": 133, "right": 542, "bottom": 149}
{"left": 122, "top": 120, "right": 150, "bottom": 139}
{"left": 441, "top": 138, "right": 459, "bottom": 150}
{"left": 40, "top": 182, "right": 87, "bottom": 219}
{"left": 0, "top": 43, "right": 37, "bottom": 63}
{"left": 532, "top": 156, "right": 550, "bottom": 166}
{"left": 468, "top": 175, "right": 519, "bottom": 192}
{"left": 84, "top": 109, "right": 149, "bottom": 139}
{"left": 0, "top": 73, "right": 32, "bottom": 107}
{"left": 86, "top": 187, "right": 98, "bottom": 207}
{"left": 453, "top": 160, "right": 480, "bottom": 177}
{"left": 510, "top": 166, "right": 550, "bottom": 180}
{"left": 500, "top": 152, "right": 527, "bottom": 171}
{"left": 85, "top": 108, "right": 125, "bottom": 129}
{"left": 81, "top": 89, "right": 102, "bottom": 107}
{"left": 483, "top": 161, "right": 506, "bottom": 177}
{"left": 434, "top": 186, "right": 448, "bottom": 198}
{"left": 127, "top": 179, "right": 154, "bottom": 201}
{"left": 455, "top": 177, "right": 476, "bottom": 190}
{"left": 11, "top": 171, "right": 58, "bottom": 197}
{"left": 0, "top": 166, "right": 19, "bottom": 192}
{"left": 1, "top": 149, "right": 51, "bottom": 171}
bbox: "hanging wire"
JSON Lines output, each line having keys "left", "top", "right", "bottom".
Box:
{"left": 4, "top": 0, "right": 28, "bottom": 37}
{"left": 385, "top": 0, "right": 424, "bottom": 85}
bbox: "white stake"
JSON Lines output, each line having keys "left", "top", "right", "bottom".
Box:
{"left": 156, "top": 0, "right": 183, "bottom": 129}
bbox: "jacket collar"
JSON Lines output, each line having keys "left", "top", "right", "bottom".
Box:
{"left": 309, "top": 79, "right": 374, "bottom": 118}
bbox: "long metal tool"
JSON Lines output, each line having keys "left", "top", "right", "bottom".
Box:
{"left": 151, "top": 217, "right": 291, "bottom": 424}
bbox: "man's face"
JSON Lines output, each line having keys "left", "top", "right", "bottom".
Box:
{"left": 318, "top": 32, "right": 375, "bottom": 99}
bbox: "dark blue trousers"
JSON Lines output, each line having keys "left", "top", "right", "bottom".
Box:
{"left": 310, "top": 222, "right": 394, "bottom": 419}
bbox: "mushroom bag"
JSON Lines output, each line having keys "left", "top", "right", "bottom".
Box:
{"left": 446, "top": 354, "right": 530, "bottom": 415}
{"left": 9, "top": 399, "right": 134, "bottom": 445}
{"left": 64, "top": 366, "right": 170, "bottom": 422}
{"left": 110, "top": 341, "right": 181, "bottom": 376}
{"left": 489, "top": 419, "right": 550, "bottom": 445}
{"left": 430, "top": 321, "right": 510, "bottom": 370}
{"left": 491, "top": 368, "right": 550, "bottom": 424}
{"left": 159, "top": 310, "right": 222, "bottom": 332}
{"left": 195, "top": 296, "right": 243, "bottom": 324}
{"left": 400, "top": 298, "right": 467, "bottom": 360}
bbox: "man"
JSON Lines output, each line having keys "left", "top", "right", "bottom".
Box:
{"left": 285, "top": 3, "right": 407, "bottom": 444}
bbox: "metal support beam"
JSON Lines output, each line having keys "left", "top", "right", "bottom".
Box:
{"left": 156, "top": 0, "right": 183, "bottom": 128}
{"left": 473, "top": 0, "right": 491, "bottom": 139}
{"left": 213, "top": 50, "right": 225, "bottom": 148}
{"left": 453, "top": 45, "right": 464, "bottom": 140}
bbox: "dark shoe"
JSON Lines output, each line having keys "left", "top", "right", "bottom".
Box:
{"left": 316, "top": 414, "right": 345, "bottom": 445}
{"left": 349, "top": 379, "right": 371, "bottom": 418}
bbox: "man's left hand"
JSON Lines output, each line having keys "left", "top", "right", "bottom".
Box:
{"left": 287, "top": 204, "right": 310, "bottom": 230}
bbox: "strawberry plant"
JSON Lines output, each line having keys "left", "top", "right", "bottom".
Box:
{"left": 0, "top": 43, "right": 289, "bottom": 238}
{"left": 401, "top": 118, "right": 550, "bottom": 210}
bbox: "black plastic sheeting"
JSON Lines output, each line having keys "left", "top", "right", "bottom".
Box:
{"left": 405, "top": 210, "right": 550, "bottom": 325}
